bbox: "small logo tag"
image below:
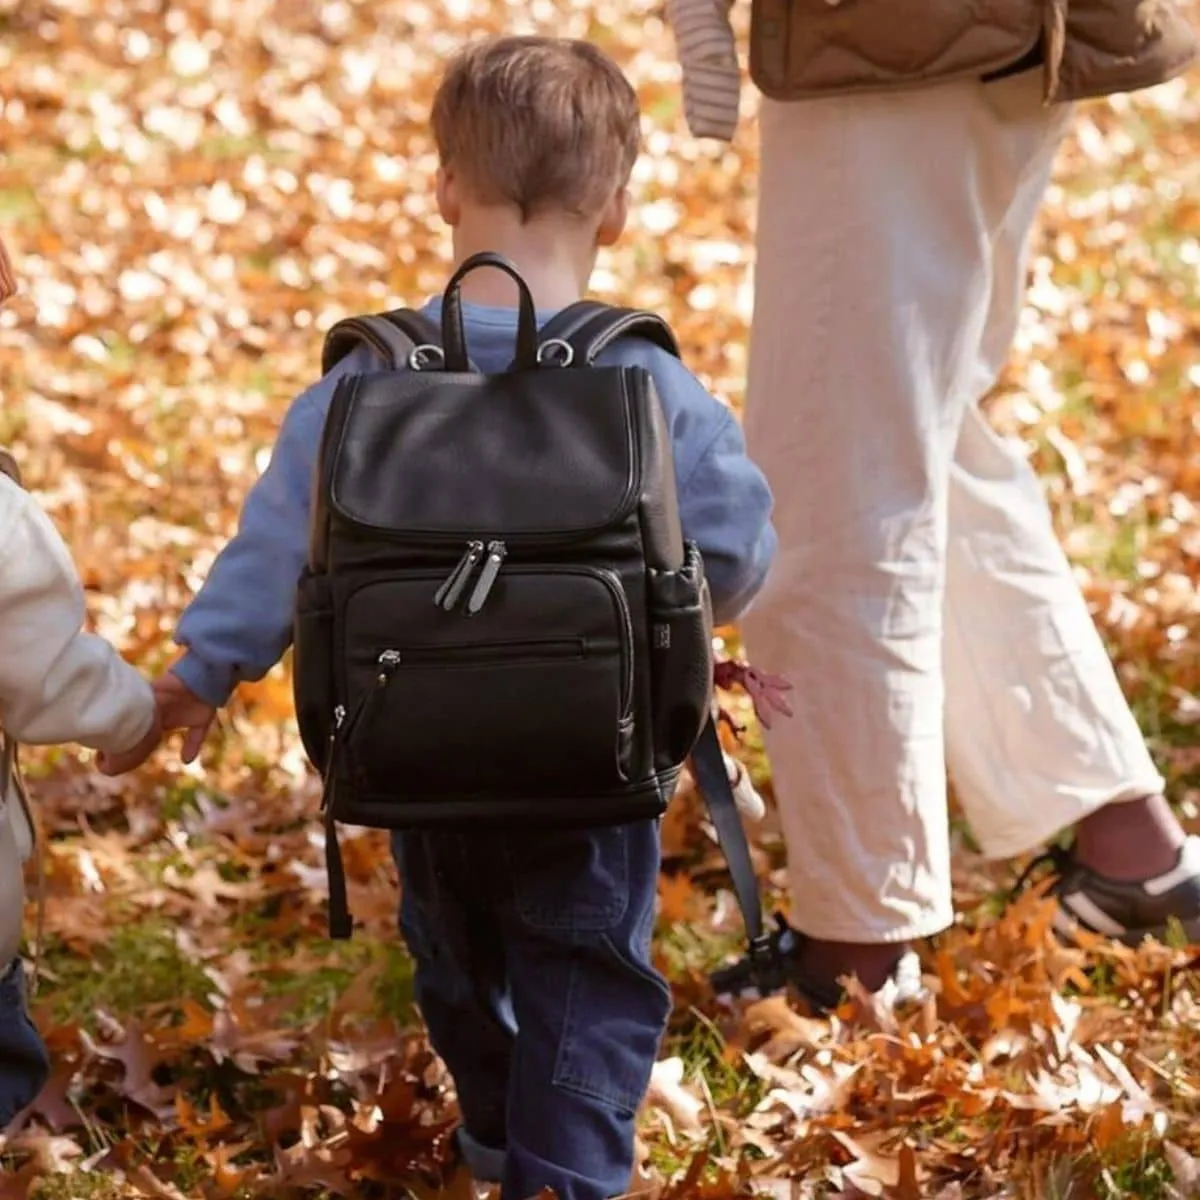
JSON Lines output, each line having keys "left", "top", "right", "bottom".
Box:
{"left": 653, "top": 624, "right": 671, "bottom": 650}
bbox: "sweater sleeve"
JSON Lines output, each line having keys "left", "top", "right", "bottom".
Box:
{"left": 171, "top": 346, "right": 378, "bottom": 706}
{"left": 0, "top": 479, "right": 155, "bottom": 754}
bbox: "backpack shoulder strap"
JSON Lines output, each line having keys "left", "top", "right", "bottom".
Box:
{"left": 320, "top": 308, "right": 447, "bottom": 376}
{"left": 537, "top": 301, "right": 681, "bottom": 366}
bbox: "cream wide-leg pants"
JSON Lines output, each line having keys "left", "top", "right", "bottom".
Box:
{"left": 741, "top": 71, "right": 1165, "bottom": 943}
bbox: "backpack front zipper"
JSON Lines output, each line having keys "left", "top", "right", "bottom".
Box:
{"left": 466, "top": 541, "right": 507, "bottom": 614}
{"left": 338, "top": 637, "right": 601, "bottom": 762}
{"left": 434, "top": 539, "right": 508, "bottom": 615}
{"left": 324, "top": 651, "right": 404, "bottom": 806}
{"left": 434, "top": 541, "right": 485, "bottom": 610}
{"left": 433, "top": 539, "right": 510, "bottom": 614}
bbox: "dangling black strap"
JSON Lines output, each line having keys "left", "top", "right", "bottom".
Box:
{"left": 324, "top": 806, "right": 353, "bottom": 940}
{"left": 688, "top": 717, "right": 767, "bottom": 950}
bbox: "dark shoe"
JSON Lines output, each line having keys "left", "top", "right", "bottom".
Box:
{"left": 708, "top": 915, "right": 925, "bottom": 1012}
{"left": 1019, "top": 835, "right": 1200, "bottom": 947}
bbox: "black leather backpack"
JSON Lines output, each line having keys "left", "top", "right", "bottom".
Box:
{"left": 293, "top": 253, "right": 717, "bottom": 936}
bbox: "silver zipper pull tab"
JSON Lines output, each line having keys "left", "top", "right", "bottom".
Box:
{"left": 466, "top": 540, "right": 507, "bottom": 616}
{"left": 377, "top": 649, "right": 402, "bottom": 682}
{"left": 435, "top": 541, "right": 485, "bottom": 610}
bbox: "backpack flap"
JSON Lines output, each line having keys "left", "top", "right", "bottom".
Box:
{"left": 324, "top": 366, "right": 644, "bottom": 545}
{"left": 322, "top": 254, "right": 646, "bottom": 547}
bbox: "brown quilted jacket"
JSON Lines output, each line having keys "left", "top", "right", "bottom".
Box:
{"left": 751, "top": 0, "right": 1198, "bottom": 104}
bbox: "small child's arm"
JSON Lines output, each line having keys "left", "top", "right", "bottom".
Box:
{"left": 156, "top": 348, "right": 377, "bottom": 765}
{"left": 0, "top": 480, "right": 156, "bottom": 755}
{"left": 677, "top": 409, "right": 778, "bottom": 625}
{"left": 170, "top": 346, "right": 380, "bottom": 706}
{"left": 169, "top": 390, "right": 327, "bottom": 708}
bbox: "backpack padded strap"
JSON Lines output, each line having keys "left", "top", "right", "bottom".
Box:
{"left": 320, "top": 308, "right": 445, "bottom": 375}
{"left": 538, "top": 301, "right": 681, "bottom": 366}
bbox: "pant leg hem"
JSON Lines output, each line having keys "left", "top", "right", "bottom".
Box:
{"left": 786, "top": 904, "right": 955, "bottom": 944}
{"left": 457, "top": 1127, "right": 505, "bottom": 1183}
{"left": 974, "top": 776, "right": 1167, "bottom": 863}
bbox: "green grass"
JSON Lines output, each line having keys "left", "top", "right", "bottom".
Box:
{"left": 255, "top": 936, "right": 415, "bottom": 1027}
{"left": 655, "top": 915, "right": 742, "bottom": 981}
{"left": 0, "top": 185, "right": 41, "bottom": 223}
{"left": 663, "top": 1007, "right": 764, "bottom": 1116}
{"left": 1092, "top": 1138, "right": 1175, "bottom": 1200}
{"left": 196, "top": 132, "right": 275, "bottom": 161}
{"left": 37, "top": 918, "right": 216, "bottom": 1025}
{"left": 30, "top": 1175, "right": 127, "bottom": 1200}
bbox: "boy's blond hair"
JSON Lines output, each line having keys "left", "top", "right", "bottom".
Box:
{"left": 432, "top": 36, "right": 641, "bottom": 223}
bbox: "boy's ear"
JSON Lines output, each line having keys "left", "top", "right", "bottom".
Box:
{"left": 595, "top": 189, "right": 629, "bottom": 248}
{"left": 435, "top": 166, "right": 461, "bottom": 227}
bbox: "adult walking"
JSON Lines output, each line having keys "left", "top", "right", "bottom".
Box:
{"left": 671, "top": 0, "right": 1200, "bottom": 1004}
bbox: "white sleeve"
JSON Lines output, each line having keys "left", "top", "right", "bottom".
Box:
{"left": 0, "top": 479, "right": 155, "bottom": 754}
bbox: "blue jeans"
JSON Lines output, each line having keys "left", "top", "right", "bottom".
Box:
{"left": 0, "top": 959, "right": 48, "bottom": 1128}
{"left": 392, "top": 820, "right": 670, "bottom": 1200}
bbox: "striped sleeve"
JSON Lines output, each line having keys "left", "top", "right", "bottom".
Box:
{"left": 667, "top": 0, "right": 742, "bottom": 142}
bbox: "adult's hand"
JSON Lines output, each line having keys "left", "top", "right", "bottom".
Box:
{"left": 96, "top": 711, "right": 163, "bottom": 776}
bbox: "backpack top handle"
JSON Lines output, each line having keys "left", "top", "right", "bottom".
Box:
{"left": 440, "top": 251, "right": 540, "bottom": 373}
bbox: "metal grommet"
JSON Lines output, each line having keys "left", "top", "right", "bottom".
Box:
{"left": 536, "top": 338, "right": 575, "bottom": 368}
{"left": 407, "top": 344, "right": 446, "bottom": 371}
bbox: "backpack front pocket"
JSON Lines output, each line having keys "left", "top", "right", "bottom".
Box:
{"left": 337, "top": 567, "right": 635, "bottom": 799}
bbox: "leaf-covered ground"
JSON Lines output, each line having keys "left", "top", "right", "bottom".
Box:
{"left": 1, "top": 1, "right": 1199, "bottom": 1196}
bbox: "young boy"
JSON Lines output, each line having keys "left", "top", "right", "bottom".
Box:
{"left": 0, "top": 234, "right": 161, "bottom": 1127}
{"left": 107, "top": 37, "right": 776, "bottom": 1198}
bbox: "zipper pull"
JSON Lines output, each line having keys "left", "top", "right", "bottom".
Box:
{"left": 321, "top": 704, "right": 348, "bottom": 814}
{"left": 466, "top": 540, "right": 507, "bottom": 615}
{"left": 337, "top": 651, "right": 401, "bottom": 761}
{"left": 434, "top": 541, "right": 485, "bottom": 610}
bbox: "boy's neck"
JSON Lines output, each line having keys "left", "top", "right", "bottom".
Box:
{"left": 449, "top": 207, "right": 596, "bottom": 312}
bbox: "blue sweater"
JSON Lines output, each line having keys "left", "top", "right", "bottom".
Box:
{"left": 173, "top": 300, "right": 777, "bottom": 706}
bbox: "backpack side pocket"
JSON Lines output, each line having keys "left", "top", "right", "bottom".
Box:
{"left": 293, "top": 569, "right": 335, "bottom": 775}
{"left": 647, "top": 542, "right": 713, "bottom": 772}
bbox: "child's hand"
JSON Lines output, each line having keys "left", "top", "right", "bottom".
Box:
{"left": 154, "top": 672, "right": 217, "bottom": 764}
{"left": 96, "top": 710, "right": 163, "bottom": 776}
